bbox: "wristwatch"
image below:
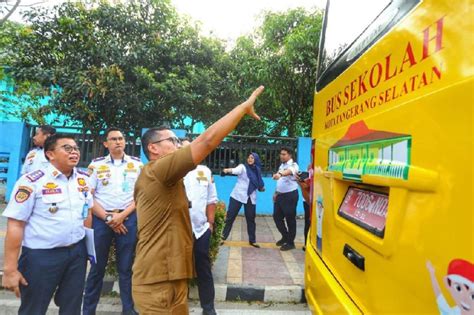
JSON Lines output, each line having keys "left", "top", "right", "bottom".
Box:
{"left": 278, "top": 171, "right": 284, "bottom": 176}
{"left": 104, "top": 214, "right": 113, "bottom": 223}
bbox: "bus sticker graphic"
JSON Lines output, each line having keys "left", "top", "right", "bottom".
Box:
{"left": 328, "top": 121, "right": 411, "bottom": 181}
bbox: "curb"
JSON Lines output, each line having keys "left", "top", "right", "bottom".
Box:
{"left": 187, "top": 284, "right": 305, "bottom": 303}
{"left": 103, "top": 280, "right": 305, "bottom": 303}
{"left": 0, "top": 274, "right": 306, "bottom": 303}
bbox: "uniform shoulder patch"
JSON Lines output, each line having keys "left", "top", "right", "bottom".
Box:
{"left": 14, "top": 186, "right": 33, "bottom": 203}
{"left": 25, "top": 170, "right": 45, "bottom": 182}
{"left": 130, "top": 156, "right": 141, "bottom": 162}
{"left": 92, "top": 156, "right": 106, "bottom": 162}
{"left": 77, "top": 169, "right": 90, "bottom": 177}
{"left": 26, "top": 150, "right": 36, "bottom": 159}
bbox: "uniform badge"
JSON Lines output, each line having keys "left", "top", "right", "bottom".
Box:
{"left": 49, "top": 204, "right": 58, "bottom": 214}
{"left": 102, "top": 179, "right": 109, "bottom": 186}
{"left": 42, "top": 182, "right": 62, "bottom": 195}
{"left": 197, "top": 170, "right": 207, "bottom": 182}
{"left": 52, "top": 170, "right": 59, "bottom": 177}
{"left": 97, "top": 165, "right": 111, "bottom": 177}
{"left": 87, "top": 166, "right": 95, "bottom": 175}
{"left": 14, "top": 186, "right": 33, "bottom": 203}
{"left": 125, "top": 162, "right": 137, "bottom": 173}
{"left": 26, "top": 170, "right": 45, "bottom": 182}
{"left": 27, "top": 152, "right": 35, "bottom": 164}
{"left": 98, "top": 165, "right": 109, "bottom": 171}
{"left": 77, "top": 178, "right": 86, "bottom": 187}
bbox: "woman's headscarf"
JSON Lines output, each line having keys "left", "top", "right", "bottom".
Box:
{"left": 245, "top": 152, "right": 265, "bottom": 196}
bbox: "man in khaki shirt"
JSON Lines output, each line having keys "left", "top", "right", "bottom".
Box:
{"left": 132, "top": 86, "right": 264, "bottom": 314}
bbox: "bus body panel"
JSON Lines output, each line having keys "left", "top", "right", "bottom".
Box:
{"left": 306, "top": 0, "right": 473, "bottom": 313}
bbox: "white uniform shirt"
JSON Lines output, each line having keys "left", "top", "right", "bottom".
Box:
{"left": 3, "top": 165, "right": 93, "bottom": 249}
{"left": 21, "top": 147, "right": 49, "bottom": 175}
{"left": 87, "top": 154, "right": 143, "bottom": 211}
{"left": 229, "top": 164, "right": 258, "bottom": 205}
{"left": 183, "top": 165, "right": 218, "bottom": 239}
{"left": 276, "top": 159, "right": 299, "bottom": 193}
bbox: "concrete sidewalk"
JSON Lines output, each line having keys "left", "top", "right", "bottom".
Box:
{"left": 202, "top": 215, "right": 306, "bottom": 303}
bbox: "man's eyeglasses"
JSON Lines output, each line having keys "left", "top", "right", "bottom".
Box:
{"left": 57, "top": 144, "right": 80, "bottom": 153}
{"left": 152, "top": 137, "right": 182, "bottom": 146}
{"left": 107, "top": 137, "right": 124, "bottom": 142}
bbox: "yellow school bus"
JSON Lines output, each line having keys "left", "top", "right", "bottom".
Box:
{"left": 305, "top": 0, "right": 473, "bottom": 313}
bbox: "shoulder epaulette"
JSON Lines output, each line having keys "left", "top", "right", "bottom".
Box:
{"left": 130, "top": 156, "right": 141, "bottom": 162}
{"left": 25, "top": 170, "right": 45, "bottom": 182}
{"left": 92, "top": 156, "right": 106, "bottom": 162}
{"left": 77, "top": 169, "right": 90, "bottom": 177}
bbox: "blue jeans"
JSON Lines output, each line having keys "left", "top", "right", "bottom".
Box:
{"left": 83, "top": 212, "right": 137, "bottom": 314}
{"left": 18, "top": 239, "right": 87, "bottom": 315}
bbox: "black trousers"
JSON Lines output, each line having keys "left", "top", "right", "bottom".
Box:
{"left": 222, "top": 197, "right": 257, "bottom": 243}
{"left": 303, "top": 201, "right": 310, "bottom": 246}
{"left": 273, "top": 190, "right": 299, "bottom": 245}
{"left": 194, "top": 229, "right": 215, "bottom": 312}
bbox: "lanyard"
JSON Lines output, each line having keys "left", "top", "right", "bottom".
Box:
{"left": 82, "top": 191, "right": 89, "bottom": 219}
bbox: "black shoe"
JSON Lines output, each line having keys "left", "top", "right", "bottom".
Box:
{"left": 249, "top": 242, "right": 260, "bottom": 248}
{"left": 203, "top": 309, "right": 217, "bottom": 315}
{"left": 280, "top": 243, "right": 296, "bottom": 251}
{"left": 276, "top": 239, "right": 287, "bottom": 246}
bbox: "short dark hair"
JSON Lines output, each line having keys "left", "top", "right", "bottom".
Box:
{"left": 39, "top": 125, "right": 56, "bottom": 136}
{"left": 141, "top": 126, "right": 170, "bottom": 159}
{"left": 103, "top": 127, "right": 122, "bottom": 141}
{"left": 281, "top": 147, "right": 293, "bottom": 156}
{"left": 43, "top": 134, "right": 77, "bottom": 161}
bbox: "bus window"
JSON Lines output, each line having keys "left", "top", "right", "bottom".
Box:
{"left": 317, "top": 0, "right": 420, "bottom": 91}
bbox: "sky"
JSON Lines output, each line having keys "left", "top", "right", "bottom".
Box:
{"left": 5, "top": 0, "right": 325, "bottom": 41}
{"left": 171, "top": 0, "right": 325, "bottom": 41}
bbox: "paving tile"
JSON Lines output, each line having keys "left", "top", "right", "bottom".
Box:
{"left": 213, "top": 246, "right": 229, "bottom": 283}
{"left": 242, "top": 247, "right": 282, "bottom": 262}
{"left": 242, "top": 260, "right": 290, "bottom": 280}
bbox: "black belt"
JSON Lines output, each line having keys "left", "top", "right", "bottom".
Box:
{"left": 106, "top": 209, "right": 124, "bottom": 213}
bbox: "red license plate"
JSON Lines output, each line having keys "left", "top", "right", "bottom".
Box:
{"left": 338, "top": 187, "right": 389, "bottom": 237}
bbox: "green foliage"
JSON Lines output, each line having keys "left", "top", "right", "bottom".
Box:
{"left": 229, "top": 8, "right": 323, "bottom": 137}
{"left": 209, "top": 201, "right": 226, "bottom": 263}
{"left": 3, "top": 0, "right": 230, "bottom": 134}
{"left": 2, "top": 2, "right": 322, "bottom": 137}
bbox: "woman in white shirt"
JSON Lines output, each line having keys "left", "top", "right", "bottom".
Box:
{"left": 221, "top": 153, "right": 265, "bottom": 248}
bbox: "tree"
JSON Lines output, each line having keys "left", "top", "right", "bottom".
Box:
{"left": 1, "top": 0, "right": 21, "bottom": 25}
{"left": 3, "top": 0, "right": 231, "bottom": 135}
{"left": 229, "top": 8, "right": 323, "bottom": 137}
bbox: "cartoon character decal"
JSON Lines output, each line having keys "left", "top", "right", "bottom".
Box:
{"left": 427, "top": 259, "right": 474, "bottom": 315}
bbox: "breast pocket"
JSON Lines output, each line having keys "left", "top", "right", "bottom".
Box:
{"left": 41, "top": 193, "right": 66, "bottom": 215}
{"left": 125, "top": 172, "right": 139, "bottom": 188}
{"left": 197, "top": 180, "right": 209, "bottom": 198}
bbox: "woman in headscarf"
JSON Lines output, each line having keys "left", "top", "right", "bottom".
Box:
{"left": 221, "top": 152, "right": 265, "bottom": 248}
